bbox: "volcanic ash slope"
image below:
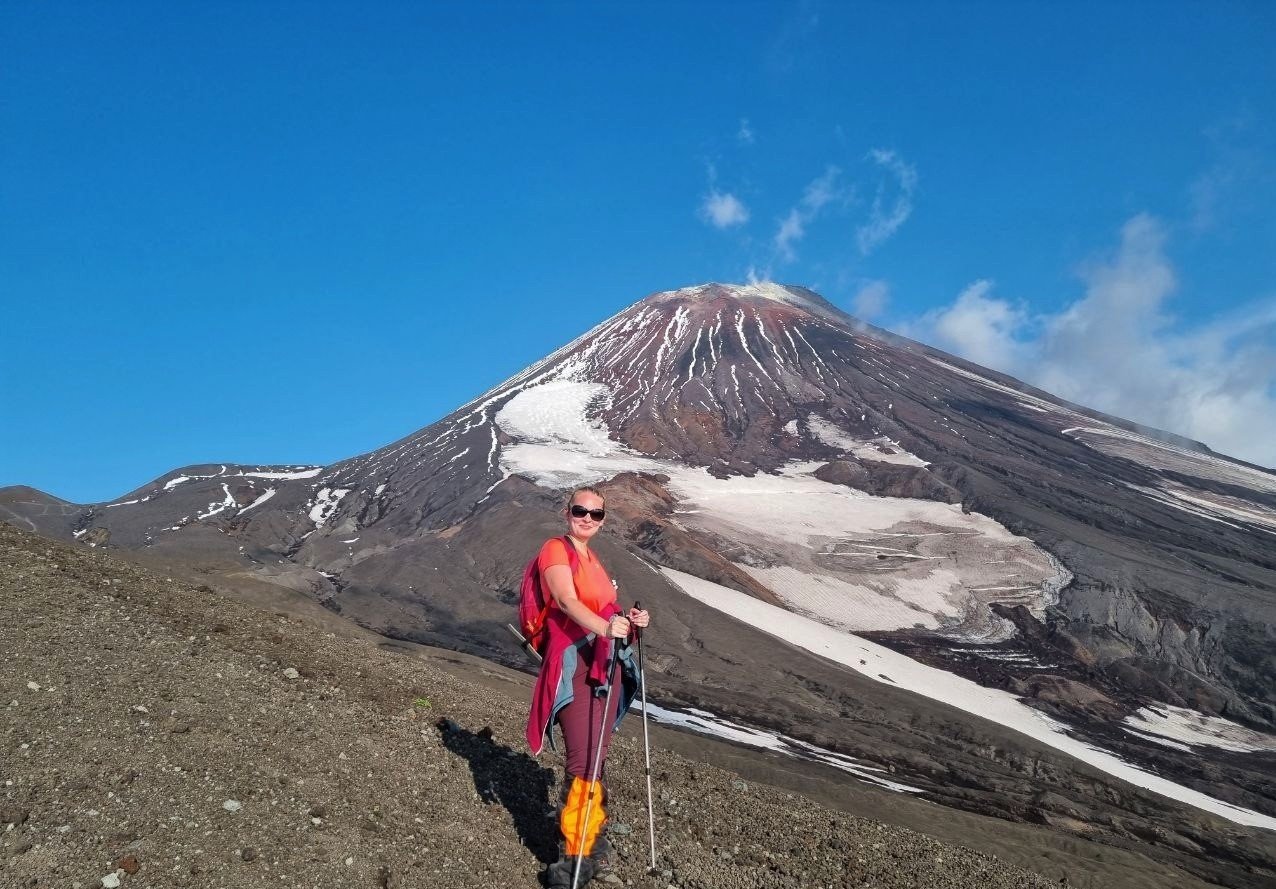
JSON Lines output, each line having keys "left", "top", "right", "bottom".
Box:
{"left": 0, "top": 524, "right": 1059, "bottom": 889}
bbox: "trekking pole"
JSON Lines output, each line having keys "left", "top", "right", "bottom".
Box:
{"left": 634, "top": 601, "right": 658, "bottom": 873}
{"left": 571, "top": 627, "right": 621, "bottom": 889}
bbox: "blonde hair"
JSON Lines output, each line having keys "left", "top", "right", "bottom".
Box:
{"left": 567, "top": 486, "right": 605, "bottom": 507}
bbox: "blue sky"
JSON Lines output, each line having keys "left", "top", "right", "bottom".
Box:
{"left": 3, "top": 2, "right": 1275, "bottom": 502}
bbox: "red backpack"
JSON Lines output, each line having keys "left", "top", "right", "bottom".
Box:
{"left": 509, "top": 535, "right": 579, "bottom": 661}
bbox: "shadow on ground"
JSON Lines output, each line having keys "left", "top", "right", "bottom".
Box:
{"left": 437, "top": 716, "right": 559, "bottom": 864}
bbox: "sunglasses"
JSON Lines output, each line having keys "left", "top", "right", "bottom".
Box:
{"left": 569, "top": 504, "right": 606, "bottom": 521}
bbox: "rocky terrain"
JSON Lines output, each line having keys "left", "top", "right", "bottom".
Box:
{"left": 6, "top": 282, "right": 1276, "bottom": 888}
{"left": 0, "top": 522, "right": 1090, "bottom": 889}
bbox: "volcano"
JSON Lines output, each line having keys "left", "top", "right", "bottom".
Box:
{"left": 6, "top": 282, "right": 1276, "bottom": 887}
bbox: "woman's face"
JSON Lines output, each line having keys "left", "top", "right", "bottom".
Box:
{"left": 565, "top": 490, "right": 605, "bottom": 541}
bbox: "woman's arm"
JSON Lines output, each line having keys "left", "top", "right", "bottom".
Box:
{"left": 544, "top": 564, "right": 629, "bottom": 638}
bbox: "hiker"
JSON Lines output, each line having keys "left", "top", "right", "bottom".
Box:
{"left": 525, "top": 486, "right": 649, "bottom": 886}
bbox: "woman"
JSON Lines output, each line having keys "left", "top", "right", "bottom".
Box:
{"left": 526, "top": 486, "right": 650, "bottom": 887}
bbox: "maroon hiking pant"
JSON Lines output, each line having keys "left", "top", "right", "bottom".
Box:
{"left": 556, "top": 650, "right": 623, "bottom": 779}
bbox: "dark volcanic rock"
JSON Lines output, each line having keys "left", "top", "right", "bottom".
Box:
{"left": 1008, "top": 675, "right": 1125, "bottom": 721}
{"left": 814, "top": 458, "right": 963, "bottom": 502}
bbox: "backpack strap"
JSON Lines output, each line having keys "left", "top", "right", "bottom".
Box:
{"left": 561, "top": 534, "right": 581, "bottom": 572}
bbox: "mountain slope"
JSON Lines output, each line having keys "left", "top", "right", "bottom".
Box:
{"left": 2, "top": 522, "right": 1081, "bottom": 889}
{"left": 5, "top": 282, "right": 1276, "bottom": 887}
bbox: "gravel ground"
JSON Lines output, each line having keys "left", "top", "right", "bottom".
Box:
{"left": 1, "top": 524, "right": 1059, "bottom": 889}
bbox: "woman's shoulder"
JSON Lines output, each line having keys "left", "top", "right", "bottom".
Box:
{"left": 538, "top": 535, "right": 571, "bottom": 565}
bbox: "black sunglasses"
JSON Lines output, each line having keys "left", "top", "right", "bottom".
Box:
{"left": 569, "top": 504, "right": 606, "bottom": 521}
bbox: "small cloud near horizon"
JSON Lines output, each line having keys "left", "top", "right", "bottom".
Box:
{"left": 850, "top": 280, "right": 890, "bottom": 319}
{"left": 897, "top": 213, "right": 1276, "bottom": 469}
{"left": 738, "top": 118, "right": 755, "bottom": 144}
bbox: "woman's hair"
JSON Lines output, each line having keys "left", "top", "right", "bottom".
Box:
{"left": 566, "top": 486, "right": 604, "bottom": 506}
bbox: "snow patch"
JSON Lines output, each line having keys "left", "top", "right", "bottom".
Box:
{"left": 807, "top": 416, "right": 929, "bottom": 467}
{"left": 495, "top": 380, "right": 616, "bottom": 454}
{"left": 102, "top": 498, "right": 143, "bottom": 508}
{"left": 308, "top": 487, "right": 351, "bottom": 527}
{"left": 1123, "top": 705, "right": 1276, "bottom": 754}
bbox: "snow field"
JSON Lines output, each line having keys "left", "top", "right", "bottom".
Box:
{"left": 493, "top": 379, "right": 616, "bottom": 455}
{"left": 496, "top": 383, "right": 1062, "bottom": 638}
{"left": 659, "top": 567, "right": 1276, "bottom": 831}
{"left": 744, "top": 564, "right": 946, "bottom": 632}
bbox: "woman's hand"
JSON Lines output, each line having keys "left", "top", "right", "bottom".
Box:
{"left": 606, "top": 614, "right": 632, "bottom": 639}
{"left": 627, "top": 607, "right": 650, "bottom": 629}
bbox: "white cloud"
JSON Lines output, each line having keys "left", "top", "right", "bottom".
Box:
{"left": 900, "top": 214, "right": 1276, "bottom": 469}
{"left": 857, "top": 148, "right": 917, "bottom": 255}
{"left": 902, "top": 280, "right": 1031, "bottom": 372}
{"left": 738, "top": 118, "right": 755, "bottom": 145}
{"left": 700, "top": 190, "right": 750, "bottom": 229}
{"left": 850, "top": 280, "right": 890, "bottom": 319}
{"left": 774, "top": 166, "right": 846, "bottom": 262}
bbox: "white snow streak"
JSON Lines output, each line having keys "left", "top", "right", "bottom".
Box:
{"left": 196, "top": 484, "right": 237, "bottom": 521}
{"left": 641, "top": 704, "right": 922, "bottom": 794}
{"left": 240, "top": 468, "right": 323, "bottom": 480}
{"left": 238, "top": 487, "right": 277, "bottom": 514}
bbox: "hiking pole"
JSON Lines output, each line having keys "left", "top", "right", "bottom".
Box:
{"left": 571, "top": 627, "right": 621, "bottom": 889}
{"left": 634, "top": 601, "right": 658, "bottom": 873}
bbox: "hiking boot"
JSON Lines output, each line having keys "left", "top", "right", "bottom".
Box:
{"left": 544, "top": 856, "right": 595, "bottom": 887}
{"left": 588, "top": 832, "right": 614, "bottom": 877}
